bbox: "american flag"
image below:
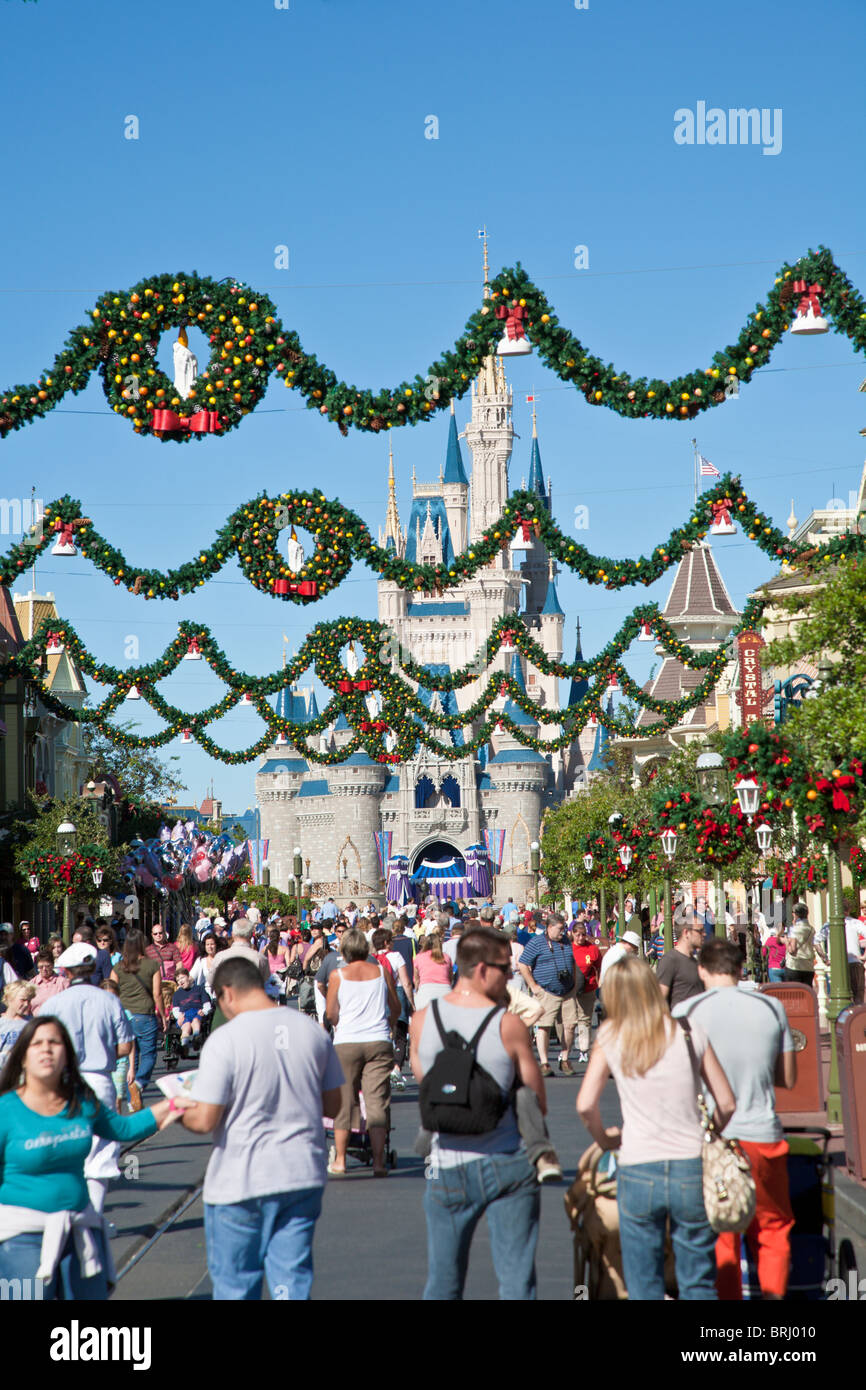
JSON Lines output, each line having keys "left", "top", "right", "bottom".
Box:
{"left": 700, "top": 456, "right": 720, "bottom": 477}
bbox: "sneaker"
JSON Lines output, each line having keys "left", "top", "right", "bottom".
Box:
{"left": 536, "top": 1152, "right": 564, "bottom": 1184}
{"left": 389, "top": 1067, "right": 406, "bottom": 1091}
{"left": 128, "top": 1082, "right": 143, "bottom": 1113}
{"left": 559, "top": 1059, "right": 575, "bottom": 1076}
{"left": 578, "top": 1051, "right": 589, "bottom": 1064}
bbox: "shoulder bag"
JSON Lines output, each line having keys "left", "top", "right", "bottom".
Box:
{"left": 677, "top": 1016, "right": 756, "bottom": 1234}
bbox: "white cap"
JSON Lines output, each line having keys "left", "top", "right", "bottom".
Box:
{"left": 622, "top": 931, "right": 642, "bottom": 950}
{"left": 56, "top": 942, "right": 98, "bottom": 968}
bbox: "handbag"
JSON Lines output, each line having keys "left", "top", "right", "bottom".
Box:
{"left": 677, "top": 1017, "right": 756, "bottom": 1234}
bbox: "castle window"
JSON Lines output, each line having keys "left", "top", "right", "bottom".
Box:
{"left": 415, "top": 775, "right": 435, "bottom": 809}
{"left": 440, "top": 775, "right": 461, "bottom": 808}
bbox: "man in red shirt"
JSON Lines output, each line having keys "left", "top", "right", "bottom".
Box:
{"left": 146, "top": 923, "right": 183, "bottom": 982}
{"left": 572, "top": 921, "right": 602, "bottom": 1065}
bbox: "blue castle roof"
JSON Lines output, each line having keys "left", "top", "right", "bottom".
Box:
{"left": 297, "top": 779, "right": 330, "bottom": 798}
{"left": 528, "top": 431, "right": 549, "bottom": 511}
{"left": 258, "top": 758, "right": 308, "bottom": 775}
{"left": 541, "top": 575, "right": 564, "bottom": 616}
{"left": 502, "top": 652, "right": 537, "bottom": 728}
{"left": 417, "top": 664, "right": 464, "bottom": 747}
{"left": 488, "top": 747, "right": 547, "bottom": 766}
{"left": 404, "top": 495, "right": 455, "bottom": 567}
{"left": 568, "top": 620, "right": 589, "bottom": 707}
{"left": 443, "top": 407, "right": 468, "bottom": 486}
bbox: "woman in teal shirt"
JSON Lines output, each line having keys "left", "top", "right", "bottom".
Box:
{"left": 0, "top": 1015, "right": 190, "bottom": 1299}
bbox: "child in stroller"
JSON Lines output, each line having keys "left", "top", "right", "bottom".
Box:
{"left": 163, "top": 969, "right": 212, "bottom": 1070}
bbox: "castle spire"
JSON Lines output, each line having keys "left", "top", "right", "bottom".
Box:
{"left": 379, "top": 439, "right": 404, "bottom": 554}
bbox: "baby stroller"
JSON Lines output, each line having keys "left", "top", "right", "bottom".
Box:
{"left": 162, "top": 996, "right": 213, "bottom": 1072}
{"left": 324, "top": 1090, "right": 398, "bottom": 1171}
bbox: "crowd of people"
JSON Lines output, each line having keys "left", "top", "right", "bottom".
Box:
{"left": 0, "top": 883, "right": 860, "bottom": 1302}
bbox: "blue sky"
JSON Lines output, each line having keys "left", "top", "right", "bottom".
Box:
{"left": 1, "top": 0, "right": 864, "bottom": 813}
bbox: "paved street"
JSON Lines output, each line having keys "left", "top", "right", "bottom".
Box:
{"left": 109, "top": 1040, "right": 622, "bottom": 1302}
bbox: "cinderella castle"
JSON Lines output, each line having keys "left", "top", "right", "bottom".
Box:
{"left": 254, "top": 247, "right": 739, "bottom": 905}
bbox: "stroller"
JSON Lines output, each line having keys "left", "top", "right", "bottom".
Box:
{"left": 324, "top": 1089, "right": 398, "bottom": 1171}
{"left": 564, "top": 1143, "right": 677, "bottom": 1300}
{"left": 161, "top": 979, "right": 213, "bottom": 1072}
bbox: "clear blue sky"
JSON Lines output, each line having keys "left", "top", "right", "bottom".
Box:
{"left": 1, "top": 0, "right": 864, "bottom": 813}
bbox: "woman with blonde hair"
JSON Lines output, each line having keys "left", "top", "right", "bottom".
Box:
{"left": 175, "top": 923, "right": 199, "bottom": 973}
{"left": 0, "top": 982, "right": 36, "bottom": 1065}
{"left": 577, "top": 955, "right": 735, "bottom": 1300}
{"left": 412, "top": 931, "right": 453, "bottom": 1009}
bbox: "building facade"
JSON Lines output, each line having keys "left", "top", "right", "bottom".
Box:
{"left": 256, "top": 348, "right": 597, "bottom": 904}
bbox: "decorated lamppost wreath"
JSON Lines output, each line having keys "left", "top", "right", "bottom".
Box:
{"left": 56, "top": 819, "right": 76, "bottom": 945}
{"left": 696, "top": 750, "right": 730, "bottom": 940}
{"left": 609, "top": 813, "right": 627, "bottom": 940}
{"left": 659, "top": 826, "right": 678, "bottom": 954}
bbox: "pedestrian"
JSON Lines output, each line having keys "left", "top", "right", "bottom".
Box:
{"left": 31, "top": 950, "right": 69, "bottom": 1013}
{"left": 0, "top": 1016, "right": 189, "bottom": 1299}
{"left": 190, "top": 933, "right": 227, "bottom": 1001}
{"left": 413, "top": 933, "right": 453, "bottom": 1009}
{"left": 39, "top": 943, "right": 136, "bottom": 1211}
{"left": 175, "top": 923, "right": 200, "bottom": 973}
{"left": 673, "top": 938, "right": 797, "bottom": 1300}
{"left": 843, "top": 895, "right": 866, "bottom": 1004}
{"left": 145, "top": 922, "right": 183, "bottom": 983}
{"left": 656, "top": 919, "right": 705, "bottom": 1009}
{"left": 371, "top": 927, "right": 414, "bottom": 1080}
{"left": 783, "top": 905, "right": 815, "bottom": 986}
{"left": 410, "top": 926, "right": 545, "bottom": 1300}
{"left": 170, "top": 968, "right": 211, "bottom": 1050}
{"left": 110, "top": 930, "right": 165, "bottom": 1109}
{"left": 183, "top": 955, "right": 343, "bottom": 1299}
{"left": 571, "top": 921, "right": 602, "bottom": 1064}
{"left": 0, "top": 982, "right": 35, "bottom": 1064}
{"left": 762, "top": 924, "right": 789, "bottom": 983}
{"left": 577, "top": 954, "right": 735, "bottom": 1300}
{"left": 598, "top": 929, "right": 641, "bottom": 986}
{"left": 516, "top": 913, "right": 579, "bottom": 1077}
{"left": 70, "top": 926, "right": 112, "bottom": 987}
{"left": 325, "top": 927, "right": 400, "bottom": 1177}
{"left": 94, "top": 925, "right": 121, "bottom": 969}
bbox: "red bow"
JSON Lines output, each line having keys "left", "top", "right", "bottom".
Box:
{"left": 186, "top": 637, "right": 201, "bottom": 656}
{"left": 152, "top": 408, "right": 222, "bottom": 435}
{"left": 52, "top": 519, "right": 76, "bottom": 547}
{"left": 273, "top": 578, "right": 318, "bottom": 597}
{"left": 495, "top": 301, "right": 527, "bottom": 341}
{"left": 792, "top": 280, "right": 824, "bottom": 318}
{"left": 832, "top": 775, "right": 857, "bottom": 812}
{"left": 337, "top": 678, "right": 374, "bottom": 694}
{"left": 712, "top": 500, "right": 733, "bottom": 526}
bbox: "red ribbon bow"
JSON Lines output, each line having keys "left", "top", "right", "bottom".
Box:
{"left": 712, "top": 500, "right": 733, "bottom": 526}
{"left": 186, "top": 637, "right": 201, "bottom": 656}
{"left": 52, "top": 519, "right": 76, "bottom": 546}
{"left": 495, "top": 301, "right": 527, "bottom": 341}
{"left": 152, "top": 408, "right": 222, "bottom": 435}
{"left": 792, "top": 280, "right": 824, "bottom": 318}
{"left": 273, "top": 578, "right": 318, "bottom": 597}
{"left": 513, "top": 515, "right": 534, "bottom": 542}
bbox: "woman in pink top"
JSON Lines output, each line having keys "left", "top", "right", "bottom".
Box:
{"left": 577, "top": 955, "right": 734, "bottom": 1301}
{"left": 30, "top": 950, "right": 70, "bottom": 1013}
{"left": 762, "top": 929, "right": 788, "bottom": 983}
{"left": 175, "top": 923, "right": 199, "bottom": 973}
{"left": 413, "top": 933, "right": 453, "bottom": 1009}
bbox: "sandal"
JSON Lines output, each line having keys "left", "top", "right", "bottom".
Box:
{"left": 327, "top": 1164, "right": 347, "bottom": 1177}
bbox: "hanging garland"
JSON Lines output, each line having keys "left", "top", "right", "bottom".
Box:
{"left": 1, "top": 475, "right": 856, "bottom": 603}
{"left": 652, "top": 786, "right": 757, "bottom": 869}
{"left": 721, "top": 723, "right": 866, "bottom": 843}
{"left": 770, "top": 853, "right": 829, "bottom": 896}
{"left": 3, "top": 603, "right": 756, "bottom": 765}
{"left": 1, "top": 248, "right": 864, "bottom": 443}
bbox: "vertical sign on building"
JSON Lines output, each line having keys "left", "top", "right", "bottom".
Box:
{"left": 736, "top": 629, "right": 769, "bottom": 726}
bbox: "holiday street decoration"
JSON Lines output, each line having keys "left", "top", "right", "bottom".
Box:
{"left": 1, "top": 248, "right": 864, "bottom": 442}
{"left": 771, "top": 853, "right": 829, "bottom": 896}
{"left": 652, "top": 787, "right": 754, "bottom": 869}
{"left": 1, "top": 476, "right": 859, "bottom": 605}
{"left": 736, "top": 630, "right": 773, "bottom": 726}
{"left": 18, "top": 844, "right": 112, "bottom": 900}
{"left": 722, "top": 724, "right": 866, "bottom": 844}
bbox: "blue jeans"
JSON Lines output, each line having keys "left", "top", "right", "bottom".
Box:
{"left": 0, "top": 1229, "right": 108, "bottom": 1301}
{"left": 423, "top": 1150, "right": 540, "bottom": 1300}
{"left": 617, "top": 1158, "right": 717, "bottom": 1300}
{"left": 768, "top": 968, "right": 787, "bottom": 983}
{"left": 204, "top": 1188, "right": 323, "bottom": 1300}
{"left": 129, "top": 1013, "right": 159, "bottom": 1089}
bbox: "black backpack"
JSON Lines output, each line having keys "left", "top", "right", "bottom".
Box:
{"left": 419, "top": 1001, "right": 510, "bottom": 1135}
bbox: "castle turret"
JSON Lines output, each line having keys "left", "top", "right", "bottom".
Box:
{"left": 520, "top": 404, "right": 551, "bottom": 613}
{"left": 377, "top": 441, "right": 408, "bottom": 627}
{"left": 442, "top": 401, "right": 469, "bottom": 556}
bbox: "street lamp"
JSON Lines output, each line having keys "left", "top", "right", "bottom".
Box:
{"left": 734, "top": 777, "right": 760, "bottom": 818}
{"left": 56, "top": 819, "right": 77, "bottom": 944}
{"left": 28, "top": 872, "right": 39, "bottom": 891}
{"left": 262, "top": 860, "right": 270, "bottom": 917}
{"left": 618, "top": 844, "right": 633, "bottom": 869}
{"left": 755, "top": 823, "right": 773, "bottom": 854}
{"left": 659, "top": 829, "right": 677, "bottom": 952}
{"left": 609, "top": 813, "right": 627, "bottom": 939}
{"left": 697, "top": 751, "right": 730, "bottom": 939}
{"left": 91, "top": 867, "right": 104, "bottom": 888}
{"left": 583, "top": 852, "right": 593, "bottom": 873}
{"left": 530, "top": 841, "right": 540, "bottom": 907}
{"left": 292, "top": 845, "right": 302, "bottom": 922}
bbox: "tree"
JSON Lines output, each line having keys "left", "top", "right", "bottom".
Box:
{"left": 767, "top": 554, "right": 866, "bottom": 785}
{"left": 12, "top": 794, "right": 125, "bottom": 903}
{"left": 82, "top": 722, "right": 186, "bottom": 804}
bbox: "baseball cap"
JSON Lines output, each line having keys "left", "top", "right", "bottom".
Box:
{"left": 622, "top": 931, "right": 642, "bottom": 949}
{"left": 56, "top": 942, "right": 97, "bottom": 968}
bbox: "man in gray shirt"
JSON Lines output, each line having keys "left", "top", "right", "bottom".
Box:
{"left": 673, "top": 937, "right": 797, "bottom": 1301}
{"left": 184, "top": 954, "right": 344, "bottom": 1300}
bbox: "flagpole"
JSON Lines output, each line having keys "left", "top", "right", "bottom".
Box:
{"left": 691, "top": 438, "right": 699, "bottom": 508}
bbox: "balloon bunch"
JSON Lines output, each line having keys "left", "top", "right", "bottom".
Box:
{"left": 122, "top": 821, "right": 249, "bottom": 897}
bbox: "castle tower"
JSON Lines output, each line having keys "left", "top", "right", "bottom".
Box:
{"left": 442, "top": 401, "right": 469, "bottom": 556}
{"left": 377, "top": 441, "right": 408, "bottom": 627}
{"left": 520, "top": 404, "right": 551, "bottom": 614}
{"left": 537, "top": 559, "right": 564, "bottom": 709}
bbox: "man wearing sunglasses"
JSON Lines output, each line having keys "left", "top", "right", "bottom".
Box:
{"left": 656, "top": 911, "right": 706, "bottom": 1010}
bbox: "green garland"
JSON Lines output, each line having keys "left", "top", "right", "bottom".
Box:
{"left": 1, "top": 248, "right": 863, "bottom": 443}
{"left": 3, "top": 602, "right": 760, "bottom": 765}
{"left": 1, "top": 475, "right": 855, "bottom": 602}
{"left": 722, "top": 724, "right": 866, "bottom": 845}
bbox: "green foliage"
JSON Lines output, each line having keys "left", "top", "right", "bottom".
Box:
{"left": 12, "top": 794, "right": 125, "bottom": 902}
{"left": 82, "top": 722, "right": 185, "bottom": 803}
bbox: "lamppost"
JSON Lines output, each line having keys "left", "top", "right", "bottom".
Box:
{"left": 56, "top": 819, "right": 76, "bottom": 944}
{"left": 28, "top": 871, "right": 39, "bottom": 942}
{"left": 734, "top": 778, "right": 763, "bottom": 977}
{"left": 660, "top": 827, "right": 677, "bottom": 953}
{"left": 826, "top": 835, "right": 853, "bottom": 1123}
{"left": 609, "top": 813, "right": 626, "bottom": 939}
{"left": 697, "top": 751, "right": 730, "bottom": 939}
{"left": 530, "top": 842, "right": 540, "bottom": 908}
{"left": 293, "top": 846, "right": 303, "bottom": 922}
{"left": 262, "top": 861, "right": 270, "bottom": 918}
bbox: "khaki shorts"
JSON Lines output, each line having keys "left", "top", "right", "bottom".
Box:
{"left": 534, "top": 986, "right": 578, "bottom": 1029}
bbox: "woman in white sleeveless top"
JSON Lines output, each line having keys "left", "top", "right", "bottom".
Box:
{"left": 326, "top": 928, "right": 400, "bottom": 1177}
